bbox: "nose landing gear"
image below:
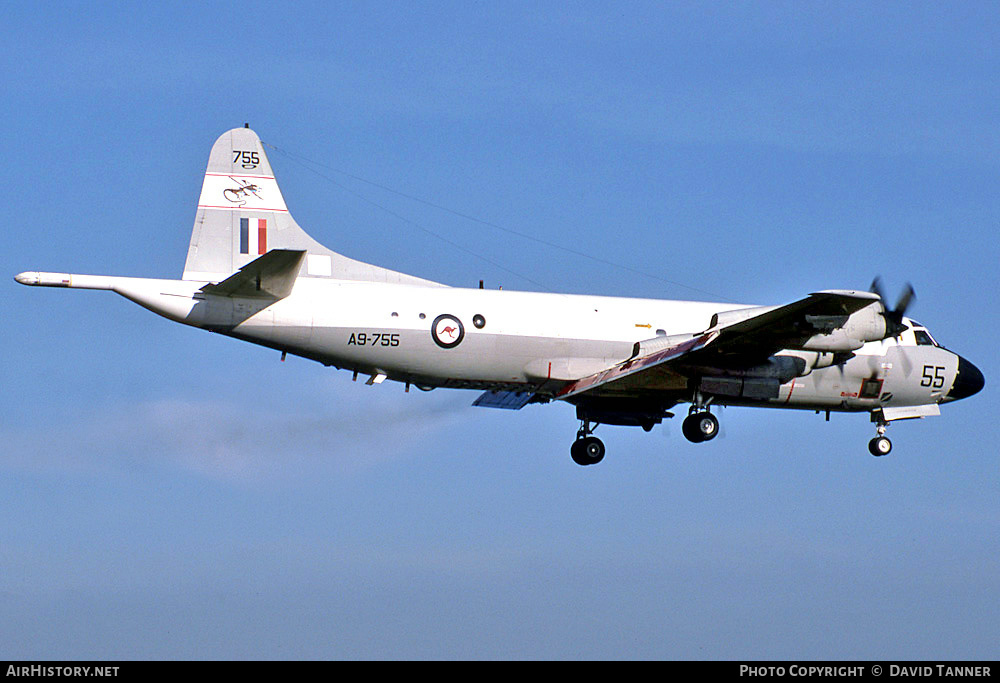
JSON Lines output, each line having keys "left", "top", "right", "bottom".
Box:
{"left": 868, "top": 413, "right": 892, "bottom": 456}
{"left": 868, "top": 435, "right": 892, "bottom": 456}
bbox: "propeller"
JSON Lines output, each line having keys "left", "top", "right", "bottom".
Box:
{"left": 870, "top": 277, "right": 916, "bottom": 339}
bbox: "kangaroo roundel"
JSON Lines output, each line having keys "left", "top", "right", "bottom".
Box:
{"left": 432, "top": 314, "right": 465, "bottom": 349}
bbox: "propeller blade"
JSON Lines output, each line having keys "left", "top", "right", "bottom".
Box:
{"left": 894, "top": 283, "right": 915, "bottom": 318}
{"left": 870, "top": 277, "right": 887, "bottom": 303}
{"left": 869, "top": 277, "right": 916, "bottom": 338}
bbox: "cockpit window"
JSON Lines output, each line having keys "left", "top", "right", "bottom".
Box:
{"left": 913, "top": 329, "right": 937, "bottom": 346}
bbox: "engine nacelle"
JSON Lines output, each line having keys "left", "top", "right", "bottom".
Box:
{"left": 709, "top": 305, "right": 779, "bottom": 329}
{"left": 800, "top": 303, "right": 887, "bottom": 352}
{"left": 696, "top": 355, "right": 807, "bottom": 400}
{"left": 774, "top": 350, "right": 842, "bottom": 376}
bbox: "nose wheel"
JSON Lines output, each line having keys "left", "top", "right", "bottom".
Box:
{"left": 868, "top": 436, "right": 892, "bottom": 456}
{"left": 570, "top": 421, "right": 605, "bottom": 466}
{"left": 868, "top": 412, "right": 892, "bottom": 456}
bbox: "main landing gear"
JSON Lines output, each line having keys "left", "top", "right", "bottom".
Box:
{"left": 682, "top": 410, "right": 719, "bottom": 443}
{"left": 868, "top": 412, "right": 892, "bottom": 456}
{"left": 570, "top": 407, "right": 718, "bottom": 464}
{"left": 570, "top": 420, "right": 605, "bottom": 466}
{"left": 681, "top": 391, "right": 719, "bottom": 444}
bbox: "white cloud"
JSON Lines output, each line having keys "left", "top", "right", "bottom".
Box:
{"left": 0, "top": 387, "right": 472, "bottom": 484}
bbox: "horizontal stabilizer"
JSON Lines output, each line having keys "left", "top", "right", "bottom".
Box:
{"left": 201, "top": 249, "right": 306, "bottom": 299}
{"left": 472, "top": 390, "right": 535, "bottom": 410}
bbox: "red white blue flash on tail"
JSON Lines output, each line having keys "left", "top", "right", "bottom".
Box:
{"left": 239, "top": 218, "right": 268, "bottom": 255}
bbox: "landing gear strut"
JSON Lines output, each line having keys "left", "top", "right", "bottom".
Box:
{"left": 868, "top": 413, "right": 892, "bottom": 456}
{"left": 570, "top": 420, "right": 605, "bottom": 466}
{"left": 682, "top": 391, "right": 719, "bottom": 443}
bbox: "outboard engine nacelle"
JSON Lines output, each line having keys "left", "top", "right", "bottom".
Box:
{"left": 801, "top": 303, "right": 888, "bottom": 352}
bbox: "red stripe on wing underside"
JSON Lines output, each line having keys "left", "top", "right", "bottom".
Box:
{"left": 556, "top": 332, "right": 716, "bottom": 399}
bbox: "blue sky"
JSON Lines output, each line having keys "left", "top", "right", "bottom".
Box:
{"left": 2, "top": 2, "right": 997, "bottom": 660}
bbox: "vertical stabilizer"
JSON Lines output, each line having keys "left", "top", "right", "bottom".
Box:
{"left": 183, "top": 127, "right": 442, "bottom": 287}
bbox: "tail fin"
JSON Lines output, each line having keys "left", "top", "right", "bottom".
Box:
{"left": 183, "top": 126, "right": 442, "bottom": 287}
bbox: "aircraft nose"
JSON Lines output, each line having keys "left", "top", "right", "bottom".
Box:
{"left": 947, "top": 355, "right": 985, "bottom": 401}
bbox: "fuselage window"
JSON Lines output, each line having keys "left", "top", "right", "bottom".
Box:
{"left": 913, "top": 330, "right": 935, "bottom": 346}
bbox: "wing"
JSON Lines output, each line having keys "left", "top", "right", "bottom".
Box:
{"left": 557, "top": 290, "right": 880, "bottom": 401}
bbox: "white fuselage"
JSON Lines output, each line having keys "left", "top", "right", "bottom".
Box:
{"left": 31, "top": 271, "right": 960, "bottom": 415}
